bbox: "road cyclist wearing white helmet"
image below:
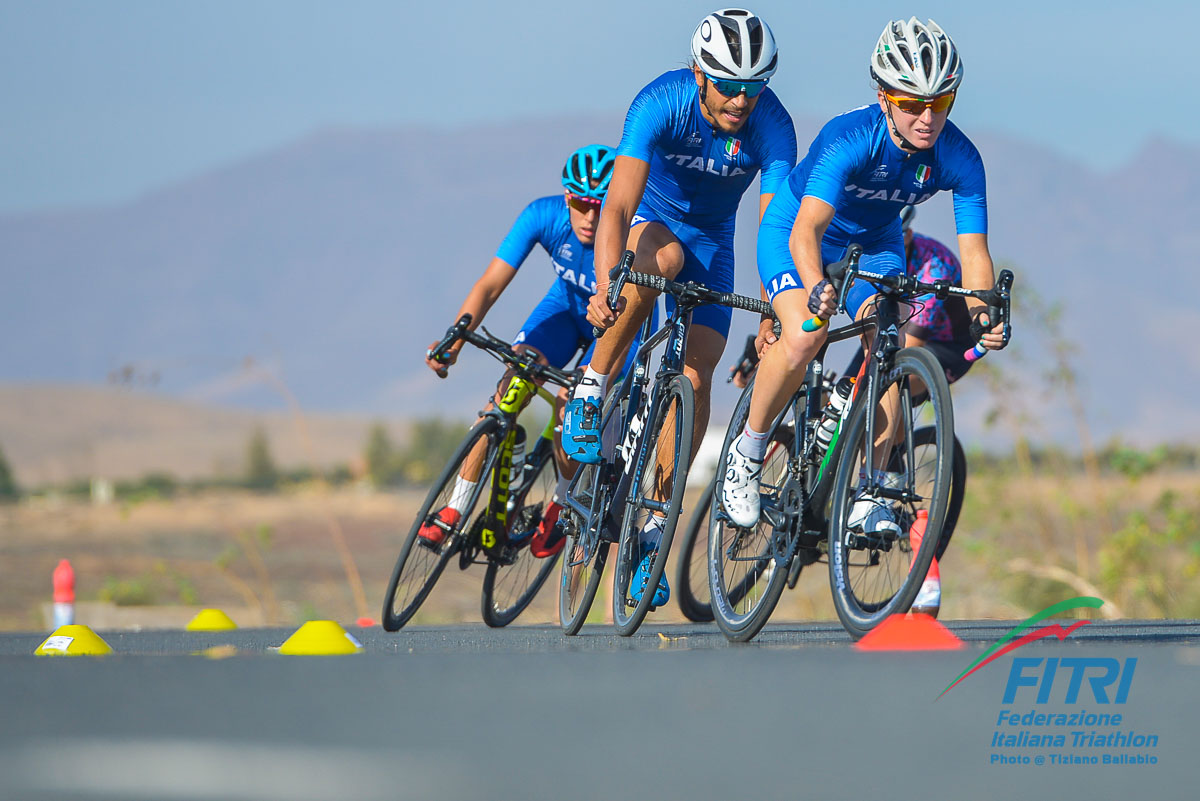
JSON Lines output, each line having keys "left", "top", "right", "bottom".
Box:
{"left": 561, "top": 8, "right": 797, "bottom": 607}
{"left": 423, "top": 145, "right": 648, "bottom": 560}
{"left": 722, "top": 19, "right": 1008, "bottom": 560}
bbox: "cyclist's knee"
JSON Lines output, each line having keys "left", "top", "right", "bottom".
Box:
{"left": 630, "top": 222, "right": 684, "bottom": 279}
{"left": 775, "top": 325, "right": 823, "bottom": 375}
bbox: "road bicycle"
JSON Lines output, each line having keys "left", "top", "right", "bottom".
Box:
{"left": 381, "top": 315, "right": 578, "bottom": 631}
{"left": 557, "top": 251, "right": 774, "bottom": 636}
{"left": 675, "top": 355, "right": 968, "bottom": 624}
{"left": 708, "top": 244, "right": 1012, "bottom": 640}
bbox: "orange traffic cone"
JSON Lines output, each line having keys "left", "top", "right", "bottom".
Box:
{"left": 855, "top": 613, "right": 963, "bottom": 651}
{"left": 908, "top": 509, "right": 940, "bottom": 617}
{"left": 52, "top": 559, "right": 75, "bottom": 627}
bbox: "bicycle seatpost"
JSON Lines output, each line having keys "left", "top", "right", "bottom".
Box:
{"left": 964, "top": 269, "right": 1014, "bottom": 362}
{"left": 592, "top": 250, "right": 635, "bottom": 339}
{"left": 802, "top": 244, "right": 863, "bottom": 333}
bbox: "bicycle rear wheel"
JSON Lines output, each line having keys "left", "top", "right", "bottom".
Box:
{"left": 675, "top": 475, "right": 716, "bottom": 623}
{"left": 481, "top": 437, "right": 561, "bottom": 627}
{"left": 827, "top": 348, "right": 953, "bottom": 638}
{"left": 909, "top": 426, "right": 966, "bottom": 561}
{"left": 709, "top": 377, "right": 795, "bottom": 642}
{"left": 382, "top": 416, "right": 499, "bottom": 631}
{"left": 612, "top": 374, "right": 695, "bottom": 636}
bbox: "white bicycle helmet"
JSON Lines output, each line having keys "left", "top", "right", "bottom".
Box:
{"left": 691, "top": 8, "right": 778, "bottom": 81}
{"left": 870, "top": 17, "right": 962, "bottom": 97}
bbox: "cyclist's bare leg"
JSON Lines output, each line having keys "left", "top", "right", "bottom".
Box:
{"left": 585, "top": 222, "right": 683, "bottom": 378}
{"left": 651, "top": 324, "right": 725, "bottom": 496}
{"left": 746, "top": 288, "right": 828, "bottom": 433}
{"left": 458, "top": 344, "right": 550, "bottom": 483}
{"left": 855, "top": 296, "right": 903, "bottom": 472}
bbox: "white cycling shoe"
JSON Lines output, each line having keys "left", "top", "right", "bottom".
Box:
{"left": 721, "top": 438, "right": 764, "bottom": 529}
{"left": 846, "top": 493, "right": 902, "bottom": 537}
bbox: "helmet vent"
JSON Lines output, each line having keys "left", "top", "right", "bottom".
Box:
{"left": 718, "top": 17, "right": 742, "bottom": 64}
{"left": 747, "top": 18, "right": 763, "bottom": 64}
{"left": 753, "top": 52, "right": 777, "bottom": 78}
{"left": 701, "top": 51, "right": 728, "bottom": 74}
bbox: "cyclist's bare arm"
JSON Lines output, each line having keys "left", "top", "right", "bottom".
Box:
{"left": 425, "top": 257, "right": 518, "bottom": 376}
{"left": 957, "top": 232, "right": 1005, "bottom": 350}
{"left": 754, "top": 192, "right": 781, "bottom": 353}
{"left": 789, "top": 196, "right": 835, "bottom": 292}
{"left": 589, "top": 155, "right": 650, "bottom": 329}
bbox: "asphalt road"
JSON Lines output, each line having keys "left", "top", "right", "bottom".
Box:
{"left": 2, "top": 621, "right": 1198, "bottom": 801}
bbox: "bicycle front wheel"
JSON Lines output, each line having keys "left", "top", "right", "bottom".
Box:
{"left": 612, "top": 374, "right": 695, "bottom": 636}
{"left": 827, "top": 347, "right": 953, "bottom": 638}
{"left": 382, "top": 416, "right": 499, "bottom": 631}
{"left": 481, "top": 437, "right": 561, "bottom": 627}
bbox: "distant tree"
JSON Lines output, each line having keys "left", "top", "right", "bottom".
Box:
{"left": 400, "top": 418, "right": 469, "bottom": 485}
{"left": 244, "top": 426, "right": 279, "bottom": 491}
{"left": 364, "top": 422, "right": 398, "bottom": 487}
{"left": 0, "top": 442, "right": 18, "bottom": 503}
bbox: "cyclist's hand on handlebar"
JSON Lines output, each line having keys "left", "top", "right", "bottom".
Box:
{"left": 806, "top": 279, "right": 838, "bottom": 322}
{"left": 970, "top": 310, "right": 1008, "bottom": 352}
{"left": 425, "top": 341, "right": 459, "bottom": 378}
{"left": 754, "top": 317, "right": 778, "bottom": 360}
{"left": 587, "top": 282, "right": 626, "bottom": 330}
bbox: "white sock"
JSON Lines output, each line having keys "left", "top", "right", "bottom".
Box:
{"left": 735, "top": 424, "right": 770, "bottom": 463}
{"left": 573, "top": 365, "right": 607, "bottom": 402}
{"left": 553, "top": 474, "right": 571, "bottom": 503}
{"left": 448, "top": 476, "right": 478, "bottom": 514}
{"left": 639, "top": 515, "right": 664, "bottom": 549}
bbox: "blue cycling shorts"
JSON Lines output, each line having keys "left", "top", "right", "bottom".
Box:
{"left": 513, "top": 280, "right": 652, "bottom": 380}
{"left": 757, "top": 183, "right": 905, "bottom": 319}
{"left": 630, "top": 205, "right": 736, "bottom": 339}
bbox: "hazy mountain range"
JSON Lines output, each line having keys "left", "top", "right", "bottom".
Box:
{"left": 2, "top": 112, "right": 1194, "bottom": 449}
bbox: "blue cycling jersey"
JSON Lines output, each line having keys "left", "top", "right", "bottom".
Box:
{"left": 495, "top": 196, "right": 596, "bottom": 299}
{"left": 789, "top": 105, "right": 987, "bottom": 239}
{"left": 617, "top": 69, "right": 797, "bottom": 230}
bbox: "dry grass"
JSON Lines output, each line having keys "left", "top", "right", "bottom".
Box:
{"left": 2, "top": 467, "right": 1197, "bottom": 632}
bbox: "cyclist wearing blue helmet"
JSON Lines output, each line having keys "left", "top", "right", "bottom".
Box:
{"left": 422, "top": 144, "right": 642, "bottom": 559}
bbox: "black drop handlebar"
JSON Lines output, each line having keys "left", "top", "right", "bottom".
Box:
{"left": 427, "top": 313, "right": 579, "bottom": 389}
{"left": 592, "top": 250, "right": 775, "bottom": 340}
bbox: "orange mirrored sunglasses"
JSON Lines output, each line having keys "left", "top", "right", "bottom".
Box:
{"left": 566, "top": 193, "right": 602, "bottom": 213}
{"left": 884, "top": 90, "right": 956, "bottom": 115}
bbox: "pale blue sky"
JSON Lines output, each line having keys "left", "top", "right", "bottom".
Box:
{"left": 1, "top": 0, "right": 1193, "bottom": 212}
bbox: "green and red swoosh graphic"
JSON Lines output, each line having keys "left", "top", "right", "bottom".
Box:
{"left": 937, "top": 596, "right": 1104, "bottom": 700}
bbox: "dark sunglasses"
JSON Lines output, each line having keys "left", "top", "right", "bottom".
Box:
{"left": 706, "top": 73, "right": 769, "bottom": 99}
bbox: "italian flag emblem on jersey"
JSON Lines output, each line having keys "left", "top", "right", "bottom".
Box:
{"left": 725, "top": 138, "right": 741, "bottom": 157}
{"left": 915, "top": 164, "right": 932, "bottom": 185}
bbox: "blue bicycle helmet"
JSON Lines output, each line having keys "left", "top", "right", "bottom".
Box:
{"left": 562, "top": 144, "right": 616, "bottom": 200}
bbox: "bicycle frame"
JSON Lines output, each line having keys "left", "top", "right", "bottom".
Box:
{"left": 478, "top": 376, "right": 561, "bottom": 553}
{"left": 559, "top": 304, "right": 687, "bottom": 562}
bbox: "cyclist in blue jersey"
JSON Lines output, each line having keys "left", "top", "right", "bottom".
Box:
{"left": 560, "top": 8, "right": 797, "bottom": 606}
{"left": 421, "top": 145, "right": 625, "bottom": 559}
{"left": 722, "top": 18, "right": 1008, "bottom": 541}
